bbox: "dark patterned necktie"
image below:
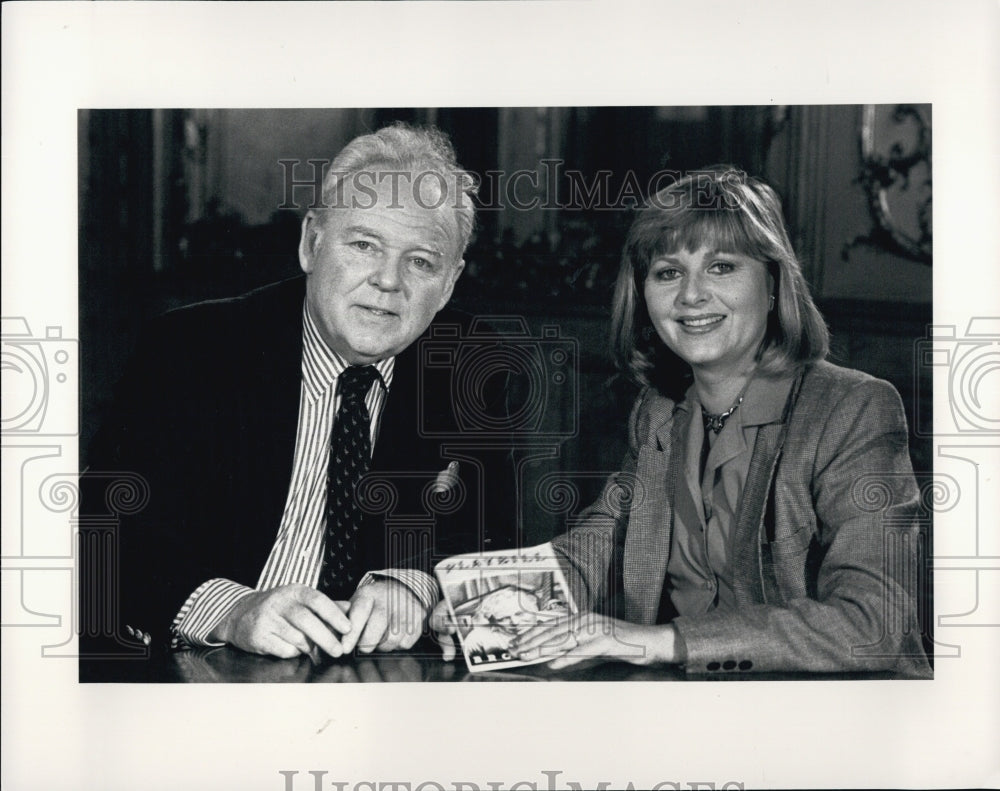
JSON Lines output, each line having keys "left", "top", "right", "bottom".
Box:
{"left": 317, "top": 365, "right": 379, "bottom": 599}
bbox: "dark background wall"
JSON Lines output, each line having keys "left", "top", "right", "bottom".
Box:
{"left": 79, "top": 105, "right": 932, "bottom": 544}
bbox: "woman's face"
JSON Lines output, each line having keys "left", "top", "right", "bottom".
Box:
{"left": 644, "top": 244, "right": 774, "bottom": 380}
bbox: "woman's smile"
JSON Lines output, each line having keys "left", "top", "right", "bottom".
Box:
{"left": 644, "top": 245, "right": 773, "bottom": 378}
{"left": 675, "top": 313, "right": 726, "bottom": 331}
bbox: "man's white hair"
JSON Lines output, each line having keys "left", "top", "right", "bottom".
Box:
{"left": 320, "top": 122, "right": 478, "bottom": 257}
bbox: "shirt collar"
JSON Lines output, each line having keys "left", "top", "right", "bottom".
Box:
{"left": 677, "top": 371, "right": 795, "bottom": 477}
{"left": 675, "top": 370, "right": 795, "bottom": 428}
{"left": 301, "top": 303, "right": 394, "bottom": 401}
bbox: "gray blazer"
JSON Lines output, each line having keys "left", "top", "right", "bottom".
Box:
{"left": 554, "top": 360, "right": 932, "bottom": 677}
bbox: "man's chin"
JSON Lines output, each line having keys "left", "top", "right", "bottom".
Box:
{"left": 343, "top": 338, "right": 404, "bottom": 365}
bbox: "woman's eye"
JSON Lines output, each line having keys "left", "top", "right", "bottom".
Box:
{"left": 652, "top": 267, "right": 681, "bottom": 281}
{"left": 710, "top": 260, "right": 735, "bottom": 273}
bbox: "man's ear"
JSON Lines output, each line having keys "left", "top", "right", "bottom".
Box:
{"left": 298, "top": 211, "right": 321, "bottom": 274}
{"left": 437, "top": 258, "right": 465, "bottom": 310}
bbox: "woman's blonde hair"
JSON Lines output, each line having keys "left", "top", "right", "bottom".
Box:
{"left": 611, "top": 166, "right": 829, "bottom": 394}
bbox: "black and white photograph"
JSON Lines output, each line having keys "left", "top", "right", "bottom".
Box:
{"left": 3, "top": 2, "right": 999, "bottom": 790}
{"left": 76, "top": 103, "right": 933, "bottom": 683}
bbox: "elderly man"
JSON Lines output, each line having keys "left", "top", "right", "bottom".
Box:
{"left": 80, "top": 124, "right": 515, "bottom": 668}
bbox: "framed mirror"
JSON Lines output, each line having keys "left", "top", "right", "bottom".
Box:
{"left": 859, "top": 104, "right": 932, "bottom": 264}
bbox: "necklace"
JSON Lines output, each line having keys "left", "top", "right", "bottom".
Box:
{"left": 701, "top": 376, "right": 754, "bottom": 434}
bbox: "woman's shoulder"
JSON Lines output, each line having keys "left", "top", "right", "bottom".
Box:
{"left": 794, "top": 360, "right": 905, "bottom": 423}
{"left": 627, "top": 385, "right": 681, "bottom": 449}
{"left": 799, "top": 359, "right": 899, "bottom": 395}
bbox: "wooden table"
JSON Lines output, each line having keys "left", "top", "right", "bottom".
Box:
{"left": 80, "top": 642, "right": 900, "bottom": 683}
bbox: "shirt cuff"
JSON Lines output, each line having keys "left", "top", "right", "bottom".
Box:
{"left": 360, "top": 569, "right": 439, "bottom": 612}
{"left": 671, "top": 624, "right": 688, "bottom": 666}
{"left": 170, "top": 578, "right": 256, "bottom": 649}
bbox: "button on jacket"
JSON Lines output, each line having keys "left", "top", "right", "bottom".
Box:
{"left": 554, "top": 360, "right": 932, "bottom": 678}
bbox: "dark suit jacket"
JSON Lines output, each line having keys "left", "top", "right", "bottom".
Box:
{"left": 80, "top": 276, "right": 517, "bottom": 660}
{"left": 554, "top": 361, "right": 932, "bottom": 677}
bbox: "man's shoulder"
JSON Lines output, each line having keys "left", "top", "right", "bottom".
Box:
{"left": 398, "top": 306, "right": 507, "bottom": 368}
{"left": 143, "top": 276, "right": 305, "bottom": 361}
{"left": 156, "top": 276, "right": 305, "bottom": 332}
{"left": 422, "top": 304, "right": 478, "bottom": 336}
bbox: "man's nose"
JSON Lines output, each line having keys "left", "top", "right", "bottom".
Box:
{"left": 368, "top": 255, "right": 403, "bottom": 291}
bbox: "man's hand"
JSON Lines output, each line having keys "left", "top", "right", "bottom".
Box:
{"left": 210, "top": 583, "right": 352, "bottom": 659}
{"left": 341, "top": 578, "right": 429, "bottom": 654}
{"left": 429, "top": 598, "right": 459, "bottom": 661}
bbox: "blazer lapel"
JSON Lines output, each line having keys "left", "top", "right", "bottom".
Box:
{"left": 372, "top": 338, "right": 443, "bottom": 477}
{"left": 368, "top": 334, "right": 452, "bottom": 531}
{"left": 622, "top": 405, "right": 687, "bottom": 624}
{"left": 729, "top": 371, "right": 805, "bottom": 606}
{"left": 730, "top": 421, "right": 784, "bottom": 606}
{"left": 372, "top": 342, "right": 418, "bottom": 471}
{"left": 239, "top": 278, "right": 308, "bottom": 567}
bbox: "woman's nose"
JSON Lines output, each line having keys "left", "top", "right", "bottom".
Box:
{"left": 677, "top": 272, "right": 708, "bottom": 305}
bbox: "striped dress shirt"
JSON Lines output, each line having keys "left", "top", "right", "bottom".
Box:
{"left": 171, "top": 305, "right": 438, "bottom": 647}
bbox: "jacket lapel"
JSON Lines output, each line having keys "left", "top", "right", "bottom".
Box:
{"left": 619, "top": 371, "right": 804, "bottom": 619}
{"left": 239, "top": 278, "right": 308, "bottom": 568}
{"left": 622, "top": 403, "right": 687, "bottom": 624}
{"left": 369, "top": 325, "right": 457, "bottom": 521}
{"left": 730, "top": 421, "right": 784, "bottom": 606}
{"left": 371, "top": 314, "right": 457, "bottom": 477}
{"left": 372, "top": 340, "right": 422, "bottom": 473}
{"left": 729, "top": 371, "right": 805, "bottom": 606}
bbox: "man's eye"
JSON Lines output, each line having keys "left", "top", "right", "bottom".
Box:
{"left": 352, "top": 240, "right": 375, "bottom": 252}
{"left": 411, "top": 257, "right": 437, "bottom": 271}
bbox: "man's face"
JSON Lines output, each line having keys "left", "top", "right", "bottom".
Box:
{"left": 299, "top": 175, "right": 465, "bottom": 364}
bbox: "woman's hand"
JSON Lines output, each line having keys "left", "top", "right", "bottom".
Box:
{"left": 510, "top": 613, "right": 683, "bottom": 669}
